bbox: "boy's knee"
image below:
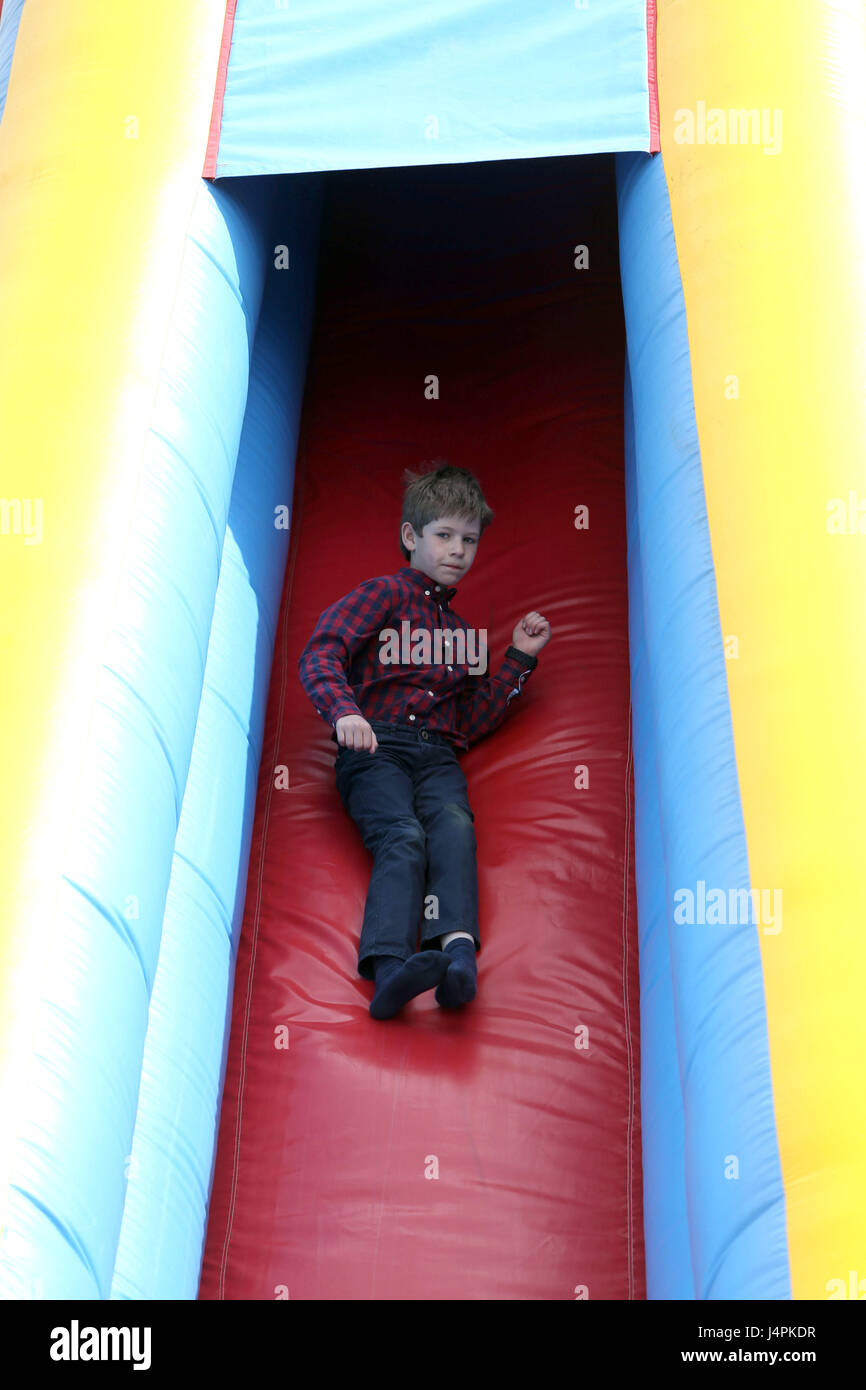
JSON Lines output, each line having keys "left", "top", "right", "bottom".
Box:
{"left": 383, "top": 816, "right": 426, "bottom": 848}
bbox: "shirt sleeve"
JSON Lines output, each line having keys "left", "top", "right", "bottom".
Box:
{"left": 453, "top": 644, "right": 538, "bottom": 748}
{"left": 298, "top": 575, "right": 396, "bottom": 729}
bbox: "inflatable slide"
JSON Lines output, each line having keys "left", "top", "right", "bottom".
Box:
{"left": 1, "top": 0, "right": 865, "bottom": 1301}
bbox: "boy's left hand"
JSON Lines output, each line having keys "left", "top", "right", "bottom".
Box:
{"left": 512, "top": 611, "right": 551, "bottom": 659}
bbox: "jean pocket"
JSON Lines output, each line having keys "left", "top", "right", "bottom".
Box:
{"left": 335, "top": 744, "right": 376, "bottom": 767}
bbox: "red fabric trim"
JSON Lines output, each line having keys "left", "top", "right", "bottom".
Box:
{"left": 203, "top": 0, "right": 238, "bottom": 180}
{"left": 647, "top": 0, "right": 660, "bottom": 152}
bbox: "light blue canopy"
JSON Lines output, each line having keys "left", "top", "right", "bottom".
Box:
{"left": 213, "top": 0, "right": 655, "bottom": 176}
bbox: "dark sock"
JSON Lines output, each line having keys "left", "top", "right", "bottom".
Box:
{"left": 435, "top": 937, "right": 477, "bottom": 1009}
{"left": 369, "top": 951, "right": 450, "bottom": 1020}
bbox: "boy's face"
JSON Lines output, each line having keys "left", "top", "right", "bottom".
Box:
{"left": 403, "top": 513, "right": 480, "bottom": 586}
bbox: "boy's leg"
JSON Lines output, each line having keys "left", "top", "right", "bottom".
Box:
{"left": 335, "top": 743, "right": 442, "bottom": 983}
{"left": 412, "top": 748, "right": 480, "bottom": 957}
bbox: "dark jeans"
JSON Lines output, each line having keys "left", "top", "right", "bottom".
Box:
{"left": 334, "top": 720, "right": 480, "bottom": 981}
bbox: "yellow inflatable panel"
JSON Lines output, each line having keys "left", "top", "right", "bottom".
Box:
{"left": 658, "top": 0, "right": 866, "bottom": 1298}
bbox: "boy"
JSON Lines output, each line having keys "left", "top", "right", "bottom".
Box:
{"left": 298, "top": 462, "right": 551, "bottom": 1019}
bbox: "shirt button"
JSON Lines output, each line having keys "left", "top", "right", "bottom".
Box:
{"left": 409, "top": 714, "right": 416, "bottom": 721}
{"left": 427, "top": 690, "right": 434, "bottom": 696}
{"left": 424, "top": 589, "right": 430, "bottom": 596}
{"left": 447, "top": 666, "right": 452, "bottom": 671}
{"left": 434, "top": 585, "right": 440, "bottom": 591}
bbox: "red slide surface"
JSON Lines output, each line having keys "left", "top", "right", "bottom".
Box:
{"left": 199, "top": 155, "right": 643, "bottom": 1300}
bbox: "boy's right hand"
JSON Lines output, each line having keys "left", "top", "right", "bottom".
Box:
{"left": 334, "top": 715, "right": 378, "bottom": 753}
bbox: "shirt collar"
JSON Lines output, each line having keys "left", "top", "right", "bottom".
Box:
{"left": 398, "top": 563, "right": 458, "bottom": 607}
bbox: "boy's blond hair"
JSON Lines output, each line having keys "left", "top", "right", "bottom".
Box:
{"left": 399, "top": 460, "right": 494, "bottom": 562}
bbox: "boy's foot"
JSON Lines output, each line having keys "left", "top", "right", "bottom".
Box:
{"left": 435, "top": 937, "right": 477, "bottom": 1009}
{"left": 369, "top": 950, "right": 450, "bottom": 1020}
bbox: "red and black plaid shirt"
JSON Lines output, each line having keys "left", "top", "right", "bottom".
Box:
{"left": 298, "top": 563, "right": 538, "bottom": 751}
